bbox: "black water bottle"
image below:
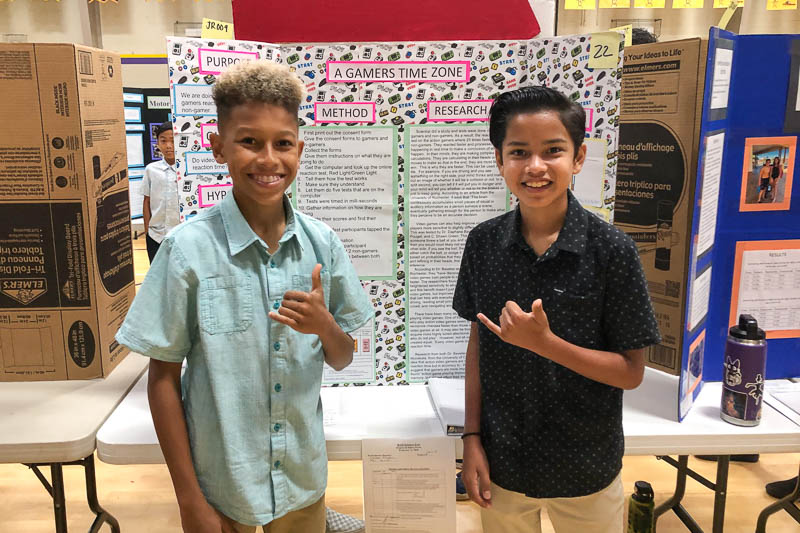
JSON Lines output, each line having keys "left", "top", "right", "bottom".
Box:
{"left": 627, "top": 481, "right": 654, "bottom": 533}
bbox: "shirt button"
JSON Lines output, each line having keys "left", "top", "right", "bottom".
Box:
{"left": 273, "top": 423, "right": 281, "bottom": 432}
{"left": 273, "top": 301, "right": 280, "bottom": 310}
{"left": 273, "top": 342, "right": 281, "bottom": 350}
{"left": 274, "top": 383, "right": 282, "bottom": 392}
{"left": 270, "top": 260, "right": 276, "bottom": 268}
{"left": 274, "top": 460, "right": 281, "bottom": 468}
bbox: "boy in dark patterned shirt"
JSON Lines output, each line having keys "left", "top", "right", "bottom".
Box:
{"left": 453, "top": 86, "right": 660, "bottom": 533}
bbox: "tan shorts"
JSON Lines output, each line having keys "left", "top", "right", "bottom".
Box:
{"left": 220, "top": 494, "right": 326, "bottom": 533}
{"left": 481, "top": 473, "right": 624, "bottom": 533}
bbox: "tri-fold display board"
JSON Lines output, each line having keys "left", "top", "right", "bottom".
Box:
{"left": 619, "top": 28, "right": 799, "bottom": 421}
{"left": 165, "top": 33, "right": 624, "bottom": 386}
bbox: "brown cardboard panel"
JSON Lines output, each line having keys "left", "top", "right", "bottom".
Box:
{"left": 616, "top": 39, "right": 708, "bottom": 375}
{"left": 0, "top": 43, "right": 132, "bottom": 381}
{"left": 0, "top": 45, "right": 47, "bottom": 201}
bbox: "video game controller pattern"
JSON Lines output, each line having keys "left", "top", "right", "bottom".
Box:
{"left": 166, "top": 35, "right": 623, "bottom": 385}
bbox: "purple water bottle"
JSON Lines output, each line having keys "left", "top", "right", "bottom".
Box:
{"left": 720, "top": 314, "right": 767, "bottom": 426}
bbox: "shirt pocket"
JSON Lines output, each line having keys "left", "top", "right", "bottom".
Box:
{"left": 550, "top": 290, "right": 603, "bottom": 345}
{"left": 291, "top": 269, "right": 332, "bottom": 309}
{"left": 199, "top": 274, "right": 253, "bottom": 334}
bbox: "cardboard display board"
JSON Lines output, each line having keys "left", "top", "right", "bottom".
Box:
{"left": 616, "top": 38, "right": 710, "bottom": 420}
{"left": 166, "top": 34, "right": 624, "bottom": 385}
{"left": 0, "top": 44, "right": 134, "bottom": 381}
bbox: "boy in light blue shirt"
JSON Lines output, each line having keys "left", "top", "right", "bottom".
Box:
{"left": 116, "top": 61, "right": 372, "bottom": 533}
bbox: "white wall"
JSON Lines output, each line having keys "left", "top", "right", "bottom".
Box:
{"left": 99, "top": 1, "right": 233, "bottom": 55}
{"left": 0, "top": 0, "right": 90, "bottom": 44}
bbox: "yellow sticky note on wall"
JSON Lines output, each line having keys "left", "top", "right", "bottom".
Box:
{"left": 634, "top": 0, "right": 666, "bottom": 6}
{"left": 589, "top": 32, "right": 621, "bottom": 69}
{"left": 600, "top": 0, "right": 632, "bottom": 6}
{"left": 713, "top": 0, "right": 743, "bottom": 7}
{"left": 565, "top": 0, "right": 597, "bottom": 9}
{"left": 672, "top": 0, "right": 704, "bottom": 7}
{"left": 766, "top": 0, "right": 797, "bottom": 9}
{"left": 201, "top": 18, "right": 235, "bottom": 40}
{"left": 609, "top": 24, "right": 633, "bottom": 47}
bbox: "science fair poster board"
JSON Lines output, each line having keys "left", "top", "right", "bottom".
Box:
{"left": 692, "top": 29, "right": 800, "bottom": 386}
{"left": 166, "top": 34, "right": 624, "bottom": 385}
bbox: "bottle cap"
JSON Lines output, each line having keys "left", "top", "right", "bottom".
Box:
{"left": 633, "top": 480, "right": 654, "bottom": 503}
{"left": 729, "top": 314, "right": 765, "bottom": 341}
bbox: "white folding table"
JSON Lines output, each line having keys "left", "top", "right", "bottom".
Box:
{"left": 0, "top": 353, "right": 149, "bottom": 533}
{"left": 97, "top": 366, "right": 800, "bottom": 533}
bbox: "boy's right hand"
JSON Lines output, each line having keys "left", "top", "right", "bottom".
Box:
{"left": 179, "top": 499, "right": 237, "bottom": 533}
{"left": 462, "top": 437, "right": 493, "bottom": 508}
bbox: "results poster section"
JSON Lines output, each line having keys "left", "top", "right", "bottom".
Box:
{"left": 168, "top": 35, "right": 624, "bottom": 385}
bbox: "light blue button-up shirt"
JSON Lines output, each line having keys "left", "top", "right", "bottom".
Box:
{"left": 116, "top": 192, "right": 372, "bottom": 525}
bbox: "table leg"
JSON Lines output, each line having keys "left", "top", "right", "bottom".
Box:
{"left": 755, "top": 464, "right": 800, "bottom": 533}
{"left": 711, "top": 456, "right": 729, "bottom": 533}
{"left": 25, "top": 456, "right": 121, "bottom": 533}
{"left": 83, "top": 455, "right": 121, "bottom": 533}
{"left": 653, "top": 455, "right": 703, "bottom": 533}
{"left": 51, "top": 463, "right": 68, "bottom": 533}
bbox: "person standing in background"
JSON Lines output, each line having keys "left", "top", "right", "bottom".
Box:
{"left": 142, "top": 122, "right": 179, "bottom": 263}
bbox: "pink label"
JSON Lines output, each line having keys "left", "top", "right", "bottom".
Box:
{"left": 427, "top": 100, "right": 493, "bottom": 122}
{"left": 326, "top": 61, "right": 470, "bottom": 83}
{"left": 200, "top": 123, "right": 218, "bottom": 148}
{"left": 314, "top": 102, "right": 376, "bottom": 124}
{"left": 198, "top": 183, "right": 232, "bottom": 208}
{"left": 198, "top": 48, "right": 259, "bottom": 75}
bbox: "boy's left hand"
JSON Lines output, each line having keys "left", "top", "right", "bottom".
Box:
{"left": 477, "top": 299, "right": 552, "bottom": 353}
{"left": 269, "top": 263, "right": 334, "bottom": 336}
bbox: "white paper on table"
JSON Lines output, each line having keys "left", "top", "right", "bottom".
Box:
{"left": 362, "top": 437, "right": 455, "bottom": 533}
{"left": 710, "top": 48, "right": 733, "bottom": 110}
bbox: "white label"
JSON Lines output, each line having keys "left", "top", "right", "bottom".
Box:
{"left": 173, "top": 84, "right": 216, "bottom": 116}
{"left": 572, "top": 138, "right": 607, "bottom": 208}
{"left": 185, "top": 151, "right": 228, "bottom": 175}
{"left": 697, "top": 132, "right": 725, "bottom": 257}
{"left": 314, "top": 102, "right": 375, "bottom": 124}
{"left": 327, "top": 61, "right": 469, "bottom": 83}
{"left": 737, "top": 248, "right": 800, "bottom": 333}
{"left": 426, "top": 100, "right": 492, "bottom": 122}
{"left": 147, "top": 95, "right": 172, "bottom": 110}
{"left": 198, "top": 183, "right": 232, "bottom": 208}
{"left": 296, "top": 128, "right": 395, "bottom": 278}
{"left": 690, "top": 266, "right": 712, "bottom": 330}
{"left": 710, "top": 48, "right": 733, "bottom": 110}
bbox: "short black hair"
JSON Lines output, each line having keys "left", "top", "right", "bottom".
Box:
{"left": 632, "top": 28, "right": 657, "bottom": 45}
{"left": 154, "top": 121, "right": 173, "bottom": 139}
{"left": 489, "top": 86, "right": 585, "bottom": 157}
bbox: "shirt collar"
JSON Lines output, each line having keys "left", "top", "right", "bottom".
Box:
{"left": 219, "top": 192, "right": 301, "bottom": 257}
{"left": 501, "top": 189, "right": 588, "bottom": 256}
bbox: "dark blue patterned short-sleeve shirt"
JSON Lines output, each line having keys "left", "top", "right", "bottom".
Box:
{"left": 453, "top": 190, "right": 661, "bottom": 498}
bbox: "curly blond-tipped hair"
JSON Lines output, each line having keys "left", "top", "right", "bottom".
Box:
{"left": 212, "top": 60, "right": 304, "bottom": 128}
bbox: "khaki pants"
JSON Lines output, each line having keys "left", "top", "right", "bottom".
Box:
{"left": 481, "top": 474, "right": 624, "bottom": 533}
{"left": 220, "top": 495, "right": 326, "bottom": 533}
